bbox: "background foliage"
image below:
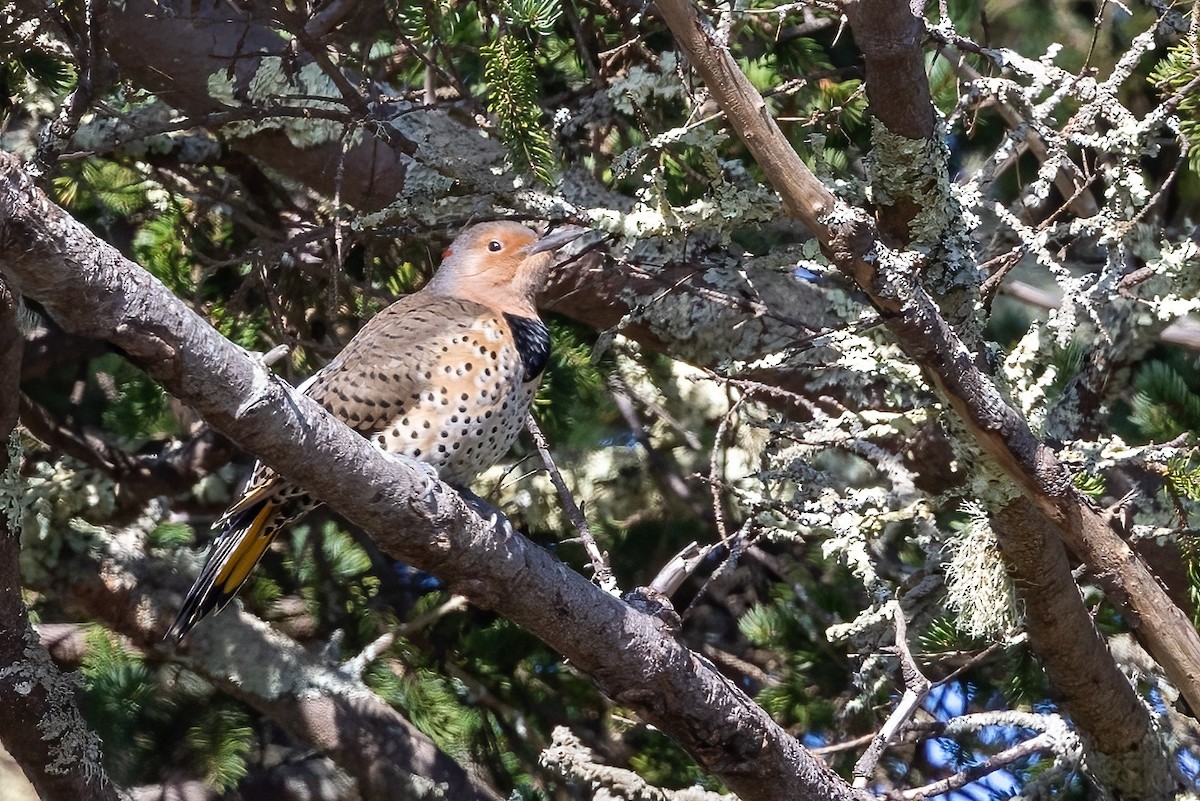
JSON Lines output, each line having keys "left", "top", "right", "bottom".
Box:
{"left": 3, "top": 0, "right": 1200, "bottom": 798}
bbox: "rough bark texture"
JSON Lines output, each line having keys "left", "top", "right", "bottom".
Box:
{"left": 992, "top": 499, "right": 1150, "bottom": 753}
{"left": 0, "top": 278, "right": 115, "bottom": 800}
{"left": 842, "top": 0, "right": 937, "bottom": 243}
{"left": 843, "top": 0, "right": 935, "bottom": 140}
{"left": 652, "top": 0, "right": 1196, "bottom": 785}
{"left": 57, "top": 548, "right": 503, "bottom": 801}
{"left": 0, "top": 152, "right": 869, "bottom": 801}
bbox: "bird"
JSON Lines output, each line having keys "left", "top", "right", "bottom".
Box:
{"left": 167, "top": 221, "right": 582, "bottom": 641}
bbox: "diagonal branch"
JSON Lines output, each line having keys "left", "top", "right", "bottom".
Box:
{"left": 0, "top": 153, "right": 869, "bottom": 801}
{"left": 56, "top": 545, "right": 503, "bottom": 801}
{"left": 651, "top": 0, "right": 1200, "bottom": 763}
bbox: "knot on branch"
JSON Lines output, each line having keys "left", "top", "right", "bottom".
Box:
{"left": 623, "top": 586, "right": 682, "bottom": 634}
{"left": 113, "top": 322, "right": 181, "bottom": 381}
{"left": 823, "top": 204, "right": 878, "bottom": 284}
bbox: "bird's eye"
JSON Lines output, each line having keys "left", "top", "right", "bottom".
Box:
{"left": 487, "top": 240, "right": 503, "bottom": 252}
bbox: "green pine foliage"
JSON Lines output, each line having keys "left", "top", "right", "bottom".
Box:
{"left": 1166, "top": 454, "right": 1200, "bottom": 503}
{"left": 185, "top": 705, "right": 253, "bottom": 791}
{"left": 1151, "top": 36, "right": 1200, "bottom": 174}
{"left": 2, "top": 48, "right": 74, "bottom": 99}
{"left": 211, "top": 304, "right": 272, "bottom": 352}
{"left": 1071, "top": 471, "right": 1106, "bottom": 499}
{"left": 286, "top": 521, "right": 377, "bottom": 634}
{"left": 1130, "top": 360, "right": 1200, "bottom": 441}
{"left": 81, "top": 628, "right": 251, "bottom": 787}
{"left": 395, "top": 666, "right": 484, "bottom": 758}
{"left": 626, "top": 728, "right": 718, "bottom": 791}
{"left": 737, "top": 583, "right": 838, "bottom": 734}
{"left": 502, "top": 0, "right": 562, "bottom": 36}
{"left": 147, "top": 521, "right": 195, "bottom": 550}
{"left": 80, "top": 628, "right": 159, "bottom": 783}
{"left": 134, "top": 207, "right": 198, "bottom": 296}
{"left": 482, "top": 34, "right": 558, "bottom": 184}
{"left": 99, "top": 357, "right": 181, "bottom": 444}
{"left": 54, "top": 160, "right": 149, "bottom": 218}
{"left": 1165, "top": 455, "right": 1200, "bottom": 625}
{"left": 534, "top": 320, "right": 612, "bottom": 446}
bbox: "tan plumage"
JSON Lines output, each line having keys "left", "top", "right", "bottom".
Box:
{"left": 168, "top": 222, "right": 580, "bottom": 641}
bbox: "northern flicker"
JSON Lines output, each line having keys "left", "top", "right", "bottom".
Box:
{"left": 167, "top": 222, "right": 581, "bottom": 641}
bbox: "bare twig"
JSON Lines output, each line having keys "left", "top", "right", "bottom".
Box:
{"left": 887, "top": 733, "right": 1056, "bottom": 800}
{"left": 1002, "top": 280, "right": 1200, "bottom": 352}
{"left": 342, "top": 594, "right": 470, "bottom": 678}
{"left": 525, "top": 413, "right": 617, "bottom": 594}
{"left": 305, "top": 0, "right": 361, "bottom": 38}
{"left": 852, "top": 603, "right": 932, "bottom": 787}
{"left": 709, "top": 396, "right": 742, "bottom": 544}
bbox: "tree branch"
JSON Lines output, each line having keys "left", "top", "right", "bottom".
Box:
{"left": 0, "top": 276, "right": 115, "bottom": 800}
{"left": 0, "top": 153, "right": 868, "bottom": 801}
{"left": 651, "top": 0, "right": 1200, "bottom": 770}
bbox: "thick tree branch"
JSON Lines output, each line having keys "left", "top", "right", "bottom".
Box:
{"left": 103, "top": 0, "right": 411, "bottom": 211}
{"left": 0, "top": 277, "right": 115, "bottom": 800}
{"left": 992, "top": 500, "right": 1152, "bottom": 755}
{"left": 651, "top": 0, "right": 1200, "bottom": 763}
{"left": 0, "top": 154, "right": 868, "bottom": 801}
{"left": 54, "top": 547, "right": 503, "bottom": 801}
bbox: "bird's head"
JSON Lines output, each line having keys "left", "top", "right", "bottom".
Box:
{"left": 428, "top": 221, "right": 583, "bottom": 315}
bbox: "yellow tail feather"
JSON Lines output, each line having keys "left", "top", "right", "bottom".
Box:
{"left": 217, "top": 502, "right": 278, "bottom": 594}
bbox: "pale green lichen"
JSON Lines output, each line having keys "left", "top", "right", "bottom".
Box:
{"left": 18, "top": 455, "right": 116, "bottom": 587}
{"left": 868, "top": 118, "right": 982, "bottom": 325}
{"left": 0, "top": 629, "right": 106, "bottom": 782}
{"left": 1000, "top": 322, "right": 1062, "bottom": 437}
{"left": 943, "top": 501, "right": 1020, "bottom": 638}
{"left": 206, "top": 58, "right": 361, "bottom": 150}
{"left": 606, "top": 52, "right": 683, "bottom": 116}
{"left": 2, "top": 429, "right": 24, "bottom": 536}
{"left": 867, "top": 120, "right": 952, "bottom": 249}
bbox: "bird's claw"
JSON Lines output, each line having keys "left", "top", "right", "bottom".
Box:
{"left": 372, "top": 443, "right": 442, "bottom": 502}
{"left": 454, "top": 486, "right": 516, "bottom": 537}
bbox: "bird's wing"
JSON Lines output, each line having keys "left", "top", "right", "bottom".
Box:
{"left": 301, "top": 294, "right": 491, "bottom": 434}
{"left": 220, "top": 294, "right": 491, "bottom": 521}
{"left": 217, "top": 467, "right": 282, "bottom": 523}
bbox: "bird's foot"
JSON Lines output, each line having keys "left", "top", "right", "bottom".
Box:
{"left": 372, "top": 444, "right": 442, "bottom": 503}
{"left": 453, "top": 486, "right": 516, "bottom": 538}
{"left": 238, "top": 344, "right": 296, "bottom": 417}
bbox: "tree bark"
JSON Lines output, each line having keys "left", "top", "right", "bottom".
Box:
{"left": 0, "top": 276, "right": 116, "bottom": 800}
{"left": 651, "top": 0, "right": 1196, "bottom": 783}
{"left": 0, "top": 152, "right": 869, "bottom": 801}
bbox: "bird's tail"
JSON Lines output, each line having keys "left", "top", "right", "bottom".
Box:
{"left": 166, "top": 499, "right": 285, "bottom": 642}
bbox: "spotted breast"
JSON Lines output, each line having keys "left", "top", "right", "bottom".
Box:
{"left": 167, "top": 222, "right": 581, "bottom": 641}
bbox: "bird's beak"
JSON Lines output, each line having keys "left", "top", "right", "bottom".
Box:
{"left": 527, "top": 225, "right": 588, "bottom": 255}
